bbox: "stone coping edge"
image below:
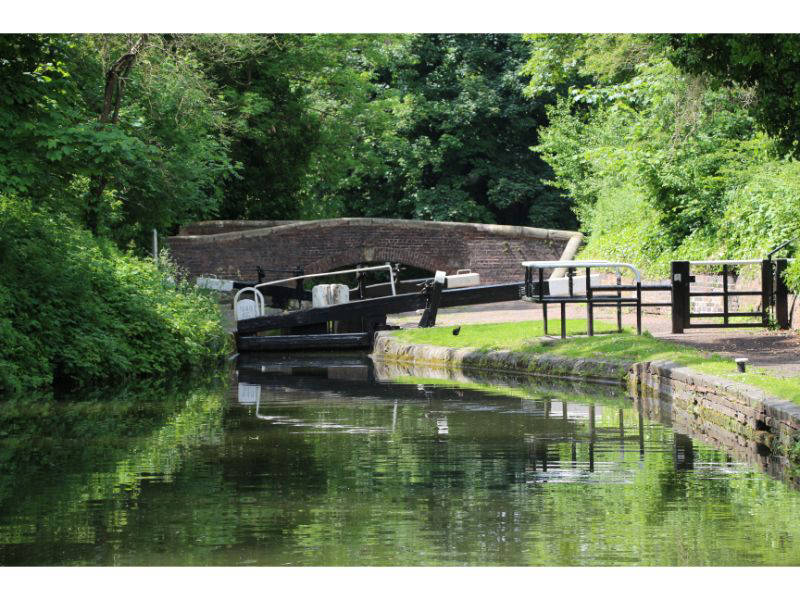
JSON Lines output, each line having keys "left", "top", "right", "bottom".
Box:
{"left": 169, "top": 217, "right": 583, "bottom": 244}
{"left": 372, "top": 332, "right": 631, "bottom": 386}
{"left": 373, "top": 332, "right": 800, "bottom": 455}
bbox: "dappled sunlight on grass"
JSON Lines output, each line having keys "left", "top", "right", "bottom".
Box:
{"left": 525, "top": 331, "right": 726, "bottom": 365}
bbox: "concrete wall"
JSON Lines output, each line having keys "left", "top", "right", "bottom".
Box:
{"left": 168, "top": 218, "right": 583, "bottom": 284}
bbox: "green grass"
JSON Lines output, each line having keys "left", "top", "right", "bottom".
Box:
{"left": 393, "top": 320, "right": 800, "bottom": 405}
{"left": 393, "top": 319, "right": 619, "bottom": 351}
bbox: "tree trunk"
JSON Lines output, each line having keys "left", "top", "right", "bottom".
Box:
{"left": 86, "top": 34, "right": 148, "bottom": 235}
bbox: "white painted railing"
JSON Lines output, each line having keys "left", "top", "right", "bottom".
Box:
{"left": 234, "top": 263, "right": 397, "bottom": 321}
{"left": 255, "top": 262, "right": 396, "bottom": 296}
{"left": 520, "top": 260, "right": 642, "bottom": 282}
{"left": 233, "top": 287, "right": 266, "bottom": 321}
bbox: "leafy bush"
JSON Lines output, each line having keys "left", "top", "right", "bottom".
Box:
{"left": 529, "top": 36, "right": 799, "bottom": 290}
{"left": 0, "top": 197, "right": 230, "bottom": 396}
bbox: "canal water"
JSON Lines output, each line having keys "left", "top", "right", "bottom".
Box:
{"left": 1, "top": 356, "right": 800, "bottom": 566}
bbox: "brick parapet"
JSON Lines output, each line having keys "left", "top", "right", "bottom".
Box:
{"left": 168, "top": 218, "right": 583, "bottom": 284}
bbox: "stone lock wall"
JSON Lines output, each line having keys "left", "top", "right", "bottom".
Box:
{"left": 167, "top": 218, "right": 583, "bottom": 284}
{"left": 629, "top": 360, "right": 800, "bottom": 474}
{"left": 372, "top": 333, "right": 800, "bottom": 482}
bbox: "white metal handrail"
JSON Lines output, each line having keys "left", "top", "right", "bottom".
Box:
{"left": 233, "top": 286, "right": 266, "bottom": 320}
{"left": 254, "top": 262, "right": 396, "bottom": 296}
{"left": 521, "top": 260, "right": 641, "bottom": 282}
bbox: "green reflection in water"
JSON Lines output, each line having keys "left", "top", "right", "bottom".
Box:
{"left": 1, "top": 366, "right": 800, "bottom": 566}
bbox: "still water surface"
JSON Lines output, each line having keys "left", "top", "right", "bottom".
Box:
{"left": 1, "top": 358, "right": 800, "bottom": 566}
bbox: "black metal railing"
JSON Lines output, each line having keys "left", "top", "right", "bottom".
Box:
{"left": 522, "top": 261, "right": 671, "bottom": 338}
{"left": 670, "top": 258, "right": 792, "bottom": 333}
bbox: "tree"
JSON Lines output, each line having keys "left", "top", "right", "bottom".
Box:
{"left": 524, "top": 34, "right": 771, "bottom": 274}
{"left": 188, "top": 34, "right": 401, "bottom": 222}
{"left": 85, "top": 34, "right": 147, "bottom": 235}
{"left": 664, "top": 34, "right": 800, "bottom": 156}
{"left": 0, "top": 34, "right": 234, "bottom": 248}
{"left": 0, "top": 34, "right": 89, "bottom": 213}
{"left": 330, "top": 34, "right": 576, "bottom": 229}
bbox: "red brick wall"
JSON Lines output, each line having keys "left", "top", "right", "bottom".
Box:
{"left": 167, "top": 218, "right": 582, "bottom": 284}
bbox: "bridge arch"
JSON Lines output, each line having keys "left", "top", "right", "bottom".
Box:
{"left": 168, "top": 218, "right": 582, "bottom": 285}
{"left": 304, "top": 248, "right": 442, "bottom": 276}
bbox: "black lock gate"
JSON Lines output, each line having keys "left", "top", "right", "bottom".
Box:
{"left": 670, "top": 258, "right": 791, "bottom": 333}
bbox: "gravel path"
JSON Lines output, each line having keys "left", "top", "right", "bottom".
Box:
{"left": 388, "top": 300, "right": 800, "bottom": 377}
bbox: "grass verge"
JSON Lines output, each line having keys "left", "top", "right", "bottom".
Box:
{"left": 393, "top": 319, "right": 618, "bottom": 350}
{"left": 393, "top": 320, "right": 800, "bottom": 405}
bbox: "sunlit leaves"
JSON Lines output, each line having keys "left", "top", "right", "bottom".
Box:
{"left": 527, "top": 34, "right": 798, "bottom": 282}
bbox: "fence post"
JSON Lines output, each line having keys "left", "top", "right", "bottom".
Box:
{"left": 616, "top": 269, "right": 623, "bottom": 333}
{"left": 524, "top": 266, "right": 532, "bottom": 298}
{"left": 538, "top": 267, "right": 548, "bottom": 335}
{"left": 419, "top": 270, "right": 445, "bottom": 328}
{"left": 761, "top": 259, "right": 773, "bottom": 327}
{"left": 775, "top": 258, "right": 790, "bottom": 329}
{"left": 636, "top": 280, "right": 642, "bottom": 335}
{"left": 671, "top": 261, "right": 689, "bottom": 334}
{"left": 722, "top": 263, "right": 729, "bottom": 326}
{"left": 586, "top": 267, "right": 594, "bottom": 336}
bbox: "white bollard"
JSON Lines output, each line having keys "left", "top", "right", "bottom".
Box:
{"left": 445, "top": 269, "right": 480, "bottom": 288}
{"left": 311, "top": 284, "right": 350, "bottom": 308}
{"left": 235, "top": 298, "right": 259, "bottom": 321}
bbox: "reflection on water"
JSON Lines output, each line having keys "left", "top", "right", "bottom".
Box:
{"left": 1, "top": 356, "right": 800, "bottom": 566}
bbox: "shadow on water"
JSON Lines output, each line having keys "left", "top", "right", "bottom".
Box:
{"left": 0, "top": 374, "right": 230, "bottom": 565}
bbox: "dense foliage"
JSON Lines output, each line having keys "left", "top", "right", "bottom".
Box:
{"left": 3, "top": 33, "right": 800, "bottom": 395}
{"left": 0, "top": 198, "right": 229, "bottom": 396}
{"left": 1, "top": 34, "right": 572, "bottom": 236}
{"left": 523, "top": 34, "right": 800, "bottom": 288}
{"left": 665, "top": 34, "right": 800, "bottom": 156}
{"left": 323, "top": 34, "right": 576, "bottom": 228}
{"left": 0, "top": 34, "right": 233, "bottom": 249}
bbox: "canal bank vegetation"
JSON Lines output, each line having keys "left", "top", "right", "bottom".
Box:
{"left": 525, "top": 35, "right": 800, "bottom": 288}
{"left": 0, "top": 199, "right": 229, "bottom": 396}
{"left": 3, "top": 34, "right": 800, "bottom": 393}
{"left": 393, "top": 321, "right": 800, "bottom": 405}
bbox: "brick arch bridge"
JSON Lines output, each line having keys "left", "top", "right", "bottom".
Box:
{"left": 168, "top": 218, "right": 583, "bottom": 285}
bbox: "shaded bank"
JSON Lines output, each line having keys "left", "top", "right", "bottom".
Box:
{"left": 0, "top": 199, "right": 231, "bottom": 396}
